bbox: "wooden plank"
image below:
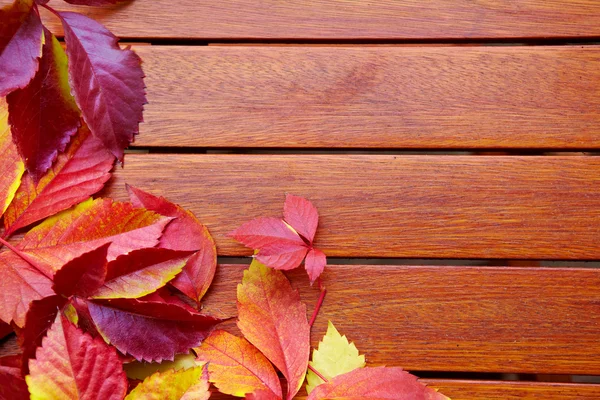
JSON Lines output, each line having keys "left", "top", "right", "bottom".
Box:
{"left": 130, "top": 46, "right": 600, "bottom": 150}
{"left": 202, "top": 264, "right": 600, "bottom": 374}
{"left": 36, "top": 1, "right": 600, "bottom": 40}
{"left": 105, "top": 154, "right": 600, "bottom": 259}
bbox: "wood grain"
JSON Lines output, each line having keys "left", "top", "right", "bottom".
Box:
{"left": 201, "top": 264, "right": 600, "bottom": 374}
{"left": 33, "top": 1, "right": 600, "bottom": 40}
{"left": 129, "top": 46, "right": 600, "bottom": 149}
{"left": 105, "top": 154, "right": 600, "bottom": 259}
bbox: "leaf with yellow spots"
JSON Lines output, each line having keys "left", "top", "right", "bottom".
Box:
{"left": 124, "top": 365, "right": 210, "bottom": 400}
{"left": 26, "top": 313, "right": 127, "bottom": 400}
{"left": 0, "top": 98, "right": 24, "bottom": 219}
{"left": 194, "top": 330, "right": 282, "bottom": 399}
{"left": 306, "top": 321, "right": 365, "bottom": 394}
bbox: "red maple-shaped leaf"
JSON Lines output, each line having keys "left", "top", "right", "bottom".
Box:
{"left": 52, "top": 244, "right": 110, "bottom": 298}
{"left": 307, "top": 367, "right": 450, "bottom": 400}
{"left": 231, "top": 195, "right": 327, "bottom": 284}
{"left": 87, "top": 297, "right": 223, "bottom": 362}
{"left": 128, "top": 186, "right": 217, "bottom": 303}
{"left": 26, "top": 313, "right": 128, "bottom": 400}
{"left": 91, "top": 248, "right": 193, "bottom": 299}
{"left": 237, "top": 260, "right": 310, "bottom": 400}
{"left": 195, "top": 330, "right": 283, "bottom": 399}
{"left": 0, "top": 0, "right": 43, "bottom": 97}
{"left": 0, "top": 250, "right": 54, "bottom": 327}
{"left": 3, "top": 124, "right": 114, "bottom": 237}
{"left": 17, "top": 198, "right": 170, "bottom": 273}
{"left": 7, "top": 27, "right": 81, "bottom": 182}
{"left": 58, "top": 11, "right": 146, "bottom": 161}
{"left": 0, "top": 98, "right": 24, "bottom": 219}
{"left": 0, "top": 355, "right": 29, "bottom": 400}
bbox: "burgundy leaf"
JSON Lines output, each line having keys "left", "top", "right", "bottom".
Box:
{"left": 88, "top": 298, "right": 223, "bottom": 362}
{"left": 53, "top": 244, "right": 109, "bottom": 298}
{"left": 304, "top": 248, "right": 327, "bottom": 285}
{"left": 128, "top": 186, "right": 217, "bottom": 303}
{"left": 0, "top": 0, "right": 43, "bottom": 97}
{"left": 0, "top": 356, "right": 28, "bottom": 400}
{"left": 0, "top": 320, "right": 12, "bottom": 340}
{"left": 7, "top": 27, "right": 81, "bottom": 182}
{"left": 138, "top": 287, "right": 198, "bottom": 313}
{"left": 283, "top": 194, "right": 319, "bottom": 243}
{"left": 58, "top": 11, "right": 146, "bottom": 160}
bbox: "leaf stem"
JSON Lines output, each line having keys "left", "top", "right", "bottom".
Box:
{"left": 309, "top": 279, "right": 326, "bottom": 328}
{"left": 0, "top": 237, "right": 52, "bottom": 279}
{"left": 307, "top": 364, "right": 328, "bottom": 383}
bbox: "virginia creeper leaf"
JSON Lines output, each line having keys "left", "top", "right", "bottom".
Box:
{"left": 91, "top": 248, "right": 193, "bottom": 299}
{"left": 138, "top": 287, "right": 198, "bottom": 313}
{"left": 52, "top": 244, "right": 110, "bottom": 298}
{"left": 306, "top": 321, "right": 365, "bottom": 394}
{"left": 7, "top": 27, "right": 81, "bottom": 182}
{"left": 255, "top": 241, "right": 309, "bottom": 272}
{"left": 0, "top": 355, "right": 29, "bottom": 400}
{"left": 0, "top": 250, "right": 53, "bottom": 327}
{"left": 237, "top": 260, "right": 309, "bottom": 400}
{"left": 194, "top": 330, "right": 282, "bottom": 399}
{"left": 128, "top": 186, "right": 217, "bottom": 303}
{"left": 88, "top": 297, "right": 223, "bottom": 362}
{"left": 125, "top": 366, "right": 210, "bottom": 400}
{"left": 58, "top": 11, "right": 146, "bottom": 161}
{"left": 124, "top": 353, "right": 199, "bottom": 381}
{"left": 26, "top": 313, "right": 128, "bottom": 400}
{"left": 3, "top": 124, "right": 114, "bottom": 237}
{"left": 283, "top": 194, "right": 319, "bottom": 243}
{"left": 0, "top": 99, "right": 24, "bottom": 218}
{"left": 304, "top": 248, "right": 327, "bottom": 285}
{"left": 17, "top": 198, "right": 170, "bottom": 273}
{"left": 307, "top": 367, "right": 450, "bottom": 400}
{"left": 0, "top": 0, "right": 43, "bottom": 97}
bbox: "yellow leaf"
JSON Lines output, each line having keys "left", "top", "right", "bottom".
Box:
{"left": 125, "top": 366, "right": 210, "bottom": 400}
{"left": 0, "top": 98, "right": 24, "bottom": 218}
{"left": 124, "top": 353, "right": 201, "bottom": 381}
{"left": 306, "top": 321, "right": 366, "bottom": 394}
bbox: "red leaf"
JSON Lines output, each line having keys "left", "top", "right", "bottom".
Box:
{"left": 231, "top": 217, "right": 305, "bottom": 249}
{"left": 307, "top": 367, "right": 450, "bottom": 400}
{"left": 0, "top": 251, "right": 53, "bottom": 327}
{"left": 283, "top": 194, "right": 319, "bottom": 243}
{"left": 88, "top": 298, "right": 223, "bottom": 362}
{"left": 53, "top": 244, "right": 109, "bottom": 298}
{"left": 58, "top": 11, "right": 146, "bottom": 160}
{"left": 91, "top": 248, "right": 193, "bottom": 299}
{"left": 304, "top": 248, "right": 327, "bottom": 285}
{"left": 0, "top": 356, "right": 28, "bottom": 400}
{"left": 0, "top": 0, "right": 43, "bottom": 97}
{"left": 7, "top": 27, "right": 81, "bottom": 182}
{"left": 237, "top": 260, "right": 310, "bottom": 400}
{"left": 3, "top": 124, "right": 114, "bottom": 237}
{"left": 255, "top": 242, "right": 308, "bottom": 271}
{"left": 138, "top": 287, "right": 198, "bottom": 313}
{"left": 15, "top": 294, "right": 66, "bottom": 374}
{"left": 0, "top": 99, "right": 24, "bottom": 220}
{"left": 0, "top": 320, "right": 12, "bottom": 340}
{"left": 27, "top": 313, "right": 128, "bottom": 400}
{"left": 128, "top": 186, "right": 217, "bottom": 303}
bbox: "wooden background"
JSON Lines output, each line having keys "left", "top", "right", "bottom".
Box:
{"left": 4, "top": 0, "right": 600, "bottom": 398}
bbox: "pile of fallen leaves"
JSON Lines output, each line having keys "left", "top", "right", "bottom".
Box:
{"left": 1, "top": 0, "right": 451, "bottom": 398}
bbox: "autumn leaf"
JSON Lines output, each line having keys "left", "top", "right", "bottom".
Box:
{"left": 307, "top": 367, "right": 450, "bottom": 400}
{"left": 7, "top": 27, "right": 81, "bottom": 182}
{"left": 0, "top": 99, "right": 24, "bottom": 219}
{"left": 26, "top": 313, "right": 128, "bottom": 400}
{"left": 52, "top": 244, "right": 110, "bottom": 298}
{"left": 58, "top": 11, "right": 146, "bottom": 161}
{"left": 306, "top": 321, "right": 365, "bottom": 394}
{"left": 90, "top": 248, "right": 193, "bottom": 299}
{"left": 87, "top": 297, "right": 223, "bottom": 362}
{"left": 17, "top": 198, "right": 170, "bottom": 274}
{"left": 3, "top": 124, "right": 114, "bottom": 237}
{"left": 124, "top": 353, "right": 200, "bottom": 381}
{"left": 194, "top": 330, "right": 282, "bottom": 399}
{"left": 0, "top": 355, "right": 29, "bottom": 400}
{"left": 125, "top": 366, "right": 210, "bottom": 400}
{"left": 237, "top": 259, "right": 310, "bottom": 400}
{"left": 0, "top": 250, "right": 54, "bottom": 327}
{"left": 0, "top": 0, "right": 43, "bottom": 97}
{"left": 283, "top": 194, "right": 319, "bottom": 243}
{"left": 128, "top": 186, "right": 217, "bottom": 303}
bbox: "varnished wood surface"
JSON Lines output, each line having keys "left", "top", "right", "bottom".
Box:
{"left": 201, "top": 264, "right": 600, "bottom": 374}
{"left": 35, "top": 1, "right": 600, "bottom": 40}
{"left": 105, "top": 154, "right": 600, "bottom": 259}
{"left": 130, "top": 46, "right": 600, "bottom": 150}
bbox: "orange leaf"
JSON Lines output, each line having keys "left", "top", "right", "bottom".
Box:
{"left": 237, "top": 260, "right": 309, "bottom": 400}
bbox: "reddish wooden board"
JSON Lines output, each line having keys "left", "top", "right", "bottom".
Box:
{"left": 131, "top": 46, "right": 600, "bottom": 150}
{"left": 37, "top": 1, "right": 600, "bottom": 40}
{"left": 105, "top": 154, "right": 600, "bottom": 259}
{"left": 201, "top": 264, "right": 600, "bottom": 375}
